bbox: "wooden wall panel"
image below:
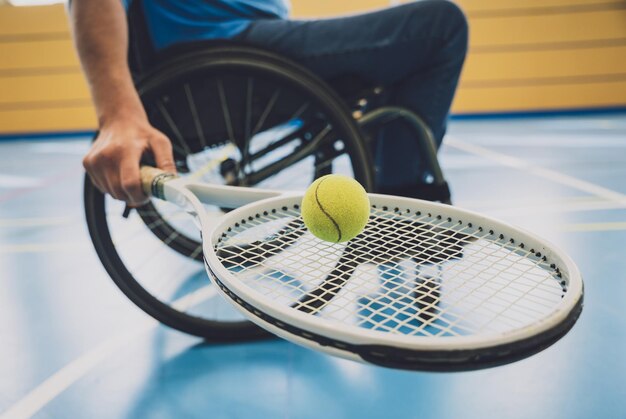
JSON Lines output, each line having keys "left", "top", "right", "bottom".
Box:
{"left": 0, "top": 3, "right": 69, "bottom": 36}
{"left": 431, "top": 0, "right": 622, "bottom": 12}
{"left": 0, "top": 105, "right": 96, "bottom": 133}
{"left": 468, "top": 9, "right": 626, "bottom": 47}
{"left": 290, "top": 0, "right": 388, "bottom": 18}
{"left": 0, "top": 72, "right": 89, "bottom": 104}
{"left": 462, "top": 45, "right": 626, "bottom": 81}
{"left": 0, "top": 1, "right": 625, "bottom": 135}
{"left": 0, "top": 39, "right": 77, "bottom": 71}
{"left": 454, "top": 80, "right": 626, "bottom": 112}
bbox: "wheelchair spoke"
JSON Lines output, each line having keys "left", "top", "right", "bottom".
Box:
{"left": 245, "top": 77, "right": 253, "bottom": 146}
{"left": 184, "top": 83, "right": 207, "bottom": 149}
{"left": 217, "top": 79, "right": 236, "bottom": 146}
{"left": 289, "top": 102, "right": 310, "bottom": 121}
{"left": 246, "top": 124, "right": 333, "bottom": 185}
{"left": 247, "top": 122, "right": 322, "bottom": 163}
{"left": 239, "top": 79, "right": 255, "bottom": 175}
{"left": 242, "top": 100, "right": 311, "bottom": 169}
{"left": 157, "top": 99, "right": 191, "bottom": 155}
{"left": 252, "top": 89, "right": 281, "bottom": 137}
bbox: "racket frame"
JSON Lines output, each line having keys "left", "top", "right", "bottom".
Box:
{"left": 202, "top": 193, "right": 583, "bottom": 371}
{"left": 143, "top": 168, "right": 584, "bottom": 371}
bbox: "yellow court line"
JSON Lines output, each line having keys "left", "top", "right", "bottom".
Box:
{"left": 559, "top": 221, "right": 626, "bottom": 232}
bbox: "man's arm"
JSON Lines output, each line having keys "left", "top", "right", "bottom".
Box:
{"left": 70, "top": 0, "right": 176, "bottom": 205}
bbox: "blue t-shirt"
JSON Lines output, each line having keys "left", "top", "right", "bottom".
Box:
{"left": 129, "top": 0, "right": 290, "bottom": 51}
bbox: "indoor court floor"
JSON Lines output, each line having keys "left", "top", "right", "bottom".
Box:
{"left": 1, "top": 114, "right": 625, "bottom": 419}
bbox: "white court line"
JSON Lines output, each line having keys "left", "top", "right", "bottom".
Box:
{"left": 447, "top": 139, "right": 626, "bottom": 208}
{"left": 0, "top": 217, "right": 75, "bottom": 228}
{"left": 0, "top": 243, "right": 86, "bottom": 254}
{"left": 0, "top": 175, "right": 43, "bottom": 189}
{"left": 0, "top": 286, "right": 218, "bottom": 419}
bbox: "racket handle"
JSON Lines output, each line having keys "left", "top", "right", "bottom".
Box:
{"left": 140, "top": 166, "right": 178, "bottom": 199}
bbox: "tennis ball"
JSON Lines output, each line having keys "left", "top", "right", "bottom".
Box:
{"left": 301, "top": 174, "right": 370, "bottom": 243}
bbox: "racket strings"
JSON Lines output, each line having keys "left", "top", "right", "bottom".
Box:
{"left": 214, "top": 204, "right": 567, "bottom": 337}
{"left": 433, "top": 242, "right": 562, "bottom": 332}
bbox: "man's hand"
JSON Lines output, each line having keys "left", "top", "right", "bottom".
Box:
{"left": 83, "top": 115, "right": 177, "bottom": 206}
{"left": 70, "top": 0, "right": 177, "bottom": 205}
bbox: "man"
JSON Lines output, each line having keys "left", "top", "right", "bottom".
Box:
{"left": 71, "top": 0, "right": 468, "bottom": 206}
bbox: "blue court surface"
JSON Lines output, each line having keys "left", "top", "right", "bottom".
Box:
{"left": 1, "top": 114, "right": 625, "bottom": 419}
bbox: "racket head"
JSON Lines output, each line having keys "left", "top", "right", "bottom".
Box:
{"left": 202, "top": 194, "right": 584, "bottom": 371}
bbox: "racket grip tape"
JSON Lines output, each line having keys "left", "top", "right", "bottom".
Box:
{"left": 140, "top": 166, "right": 178, "bottom": 200}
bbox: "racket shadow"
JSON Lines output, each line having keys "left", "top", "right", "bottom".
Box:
{"left": 216, "top": 218, "right": 306, "bottom": 268}
{"left": 216, "top": 212, "right": 476, "bottom": 334}
{"left": 292, "top": 217, "right": 476, "bottom": 332}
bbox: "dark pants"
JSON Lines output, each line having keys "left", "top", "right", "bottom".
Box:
{"left": 238, "top": 1, "right": 468, "bottom": 188}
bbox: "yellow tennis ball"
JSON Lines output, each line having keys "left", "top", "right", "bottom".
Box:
{"left": 301, "top": 174, "right": 370, "bottom": 243}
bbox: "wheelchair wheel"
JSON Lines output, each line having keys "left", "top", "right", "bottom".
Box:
{"left": 84, "top": 45, "right": 374, "bottom": 341}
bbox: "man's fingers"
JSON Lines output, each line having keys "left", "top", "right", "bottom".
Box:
{"left": 83, "top": 154, "right": 107, "bottom": 194}
{"left": 101, "top": 167, "right": 126, "bottom": 201}
{"left": 150, "top": 135, "right": 177, "bottom": 174}
{"left": 82, "top": 125, "right": 174, "bottom": 204}
{"left": 119, "top": 157, "right": 148, "bottom": 206}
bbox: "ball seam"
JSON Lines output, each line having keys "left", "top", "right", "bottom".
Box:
{"left": 314, "top": 177, "right": 342, "bottom": 242}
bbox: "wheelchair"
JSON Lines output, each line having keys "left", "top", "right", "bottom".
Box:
{"left": 83, "top": 33, "right": 452, "bottom": 341}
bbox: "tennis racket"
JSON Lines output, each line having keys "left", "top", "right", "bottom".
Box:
{"left": 141, "top": 166, "right": 583, "bottom": 372}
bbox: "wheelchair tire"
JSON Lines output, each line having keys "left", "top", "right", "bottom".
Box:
{"left": 84, "top": 44, "right": 373, "bottom": 341}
